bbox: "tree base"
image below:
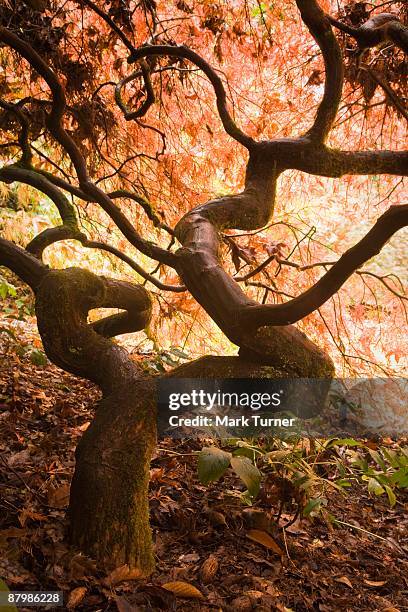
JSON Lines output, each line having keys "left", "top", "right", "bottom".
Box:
{"left": 69, "top": 383, "right": 156, "bottom": 573}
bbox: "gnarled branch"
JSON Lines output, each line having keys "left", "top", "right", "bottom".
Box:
{"left": 0, "top": 164, "right": 83, "bottom": 259}
{"left": 115, "top": 63, "right": 155, "bottom": 120}
{"left": 241, "top": 204, "right": 408, "bottom": 328}
{"left": 296, "top": 0, "right": 344, "bottom": 143}
{"left": 128, "top": 44, "right": 255, "bottom": 149}
{"left": 327, "top": 12, "right": 408, "bottom": 54}
{"left": 0, "top": 27, "right": 176, "bottom": 267}
{"left": 91, "top": 277, "right": 152, "bottom": 339}
{"left": 0, "top": 165, "right": 184, "bottom": 290}
{"left": 0, "top": 236, "right": 47, "bottom": 291}
{"left": 0, "top": 99, "right": 32, "bottom": 165}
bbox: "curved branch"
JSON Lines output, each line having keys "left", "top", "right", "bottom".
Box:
{"left": 175, "top": 151, "right": 406, "bottom": 364}
{"left": 128, "top": 44, "right": 255, "bottom": 149}
{"left": 78, "top": 0, "right": 137, "bottom": 54}
{"left": 0, "top": 27, "right": 176, "bottom": 267}
{"left": 0, "top": 100, "right": 32, "bottom": 165}
{"left": 91, "top": 277, "right": 152, "bottom": 338}
{"left": 30, "top": 172, "right": 174, "bottom": 235}
{"left": 0, "top": 164, "right": 83, "bottom": 259}
{"left": 0, "top": 236, "right": 48, "bottom": 291}
{"left": 35, "top": 268, "right": 150, "bottom": 392}
{"left": 360, "top": 66, "right": 408, "bottom": 122}
{"left": 0, "top": 164, "right": 184, "bottom": 290}
{"left": 261, "top": 139, "right": 408, "bottom": 177}
{"left": 296, "top": 0, "right": 344, "bottom": 143}
{"left": 239, "top": 204, "right": 408, "bottom": 328}
{"left": 115, "top": 63, "right": 155, "bottom": 120}
{"left": 108, "top": 189, "right": 174, "bottom": 235}
{"left": 327, "top": 12, "right": 408, "bottom": 54}
{"left": 83, "top": 239, "right": 186, "bottom": 292}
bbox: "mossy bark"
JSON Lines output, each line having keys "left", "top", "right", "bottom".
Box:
{"left": 69, "top": 383, "right": 156, "bottom": 572}
{"left": 34, "top": 267, "right": 156, "bottom": 572}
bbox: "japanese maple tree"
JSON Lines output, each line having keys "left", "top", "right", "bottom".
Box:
{"left": 0, "top": 0, "right": 406, "bottom": 572}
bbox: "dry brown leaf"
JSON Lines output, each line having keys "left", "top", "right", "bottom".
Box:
{"left": 246, "top": 529, "right": 285, "bottom": 556}
{"left": 200, "top": 554, "right": 219, "bottom": 583}
{"left": 7, "top": 449, "right": 30, "bottom": 467}
{"left": 364, "top": 579, "right": 387, "bottom": 587}
{"left": 335, "top": 576, "right": 353, "bottom": 588}
{"left": 115, "top": 596, "right": 137, "bottom": 612}
{"left": 244, "top": 589, "right": 263, "bottom": 600}
{"left": 18, "top": 508, "right": 47, "bottom": 527}
{"left": 162, "top": 581, "right": 204, "bottom": 599}
{"left": 47, "top": 483, "right": 70, "bottom": 508}
{"left": 230, "top": 595, "right": 252, "bottom": 611}
{"left": 242, "top": 508, "right": 272, "bottom": 532}
{"left": 67, "top": 586, "right": 87, "bottom": 610}
{"left": 206, "top": 509, "right": 227, "bottom": 527}
{"left": 104, "top": 564, "right": 144, "bottom": 586}
{"left": 0, "top": 528, "right": 27, "bottom": 545}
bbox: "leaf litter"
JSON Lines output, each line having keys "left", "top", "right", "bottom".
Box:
{"left": 1, "top": 313, "right": 408, "bottom": 611}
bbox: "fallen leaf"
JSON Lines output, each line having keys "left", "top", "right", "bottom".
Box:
{"left": 364, "top": 579, "right": 387, "bottom": 587}
{"left": 104, "top": 565, "right": 144, "bottom": 586}
{"left": 335, "top": 576, "right": 353, "bottom": 588}
{"left": 205, "top": 509, "right": 227, "bottom": 527}
{"left": 200, "top": 554, "right": 218, "bottom": 583}
{"left": 162, "top": 581, "right": 204, "bottom": 599}
{"left": 230, "top": 595, "right": 252, "bottom": 611}
{"left": 18, "top": 508, "right": 47, "bottom": 527}
{"left": 115, "top": 596, "right": 137, "bottom": 612}
{"left": 246, "top": 529, "right": 285, "bottom": 556}
{"left": 8, "top": 449, "right": 30, "bottom": 467}
{"left": 0, "top": 528, "right": 27, "bottom": 545}
{"left": 47, "top": 483, "right": 70, "bottom": 508}
{"left": 67, "top": 587, "right": 87, "bottom": 609}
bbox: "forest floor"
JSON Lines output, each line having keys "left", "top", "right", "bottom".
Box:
{"left": 0, "top": 298, "right": 408, "bottom": 612}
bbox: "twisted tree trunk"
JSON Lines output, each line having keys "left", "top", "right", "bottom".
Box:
{"left": 0, "top": 238, "right": 156, "bottom": 572}
{"left": 35, "top": 267, "right": 156, "bottom": 571}
{"left": 1, "top": 237, "right": 335, "bottom": 574}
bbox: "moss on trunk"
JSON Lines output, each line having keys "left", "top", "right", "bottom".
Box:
{"left": 69, "top": 384, "right": 156, "bottom": 572}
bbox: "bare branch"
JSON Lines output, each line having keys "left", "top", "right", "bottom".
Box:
{"left": 0, "top": 236, "right": 48, "bottom": 291}
{"left": 108, "top": 189, "right": 174, "bottom": 235}
{"left": 263, "top": 139, "right": 408, "bottom": 177}
{"left": 0, "top": 164, "right": 183, "bottom": 291}
{"left": 0, "top": 99, "right": 32, "bottom": 165}
{"left": 0, "top": 164, "right": 83, "bottom": 259}
{"left": 0, "top": 27, "right": 177, "bottom": 267}
{"left": 295, "top": 0, "right": 344, "bottom": 143}
{"left": 83, "top": 239, "right": 186, "bottom": 293}
{"left": 239, "top": 204, "right": 408, "bottom": 328}
{"left": 115, "top": 63, "right": 155, "bottom": 120}
{"left": 128, "top": 44, "right": 255, "bottom": 149}
{"left": 78, "top": 0, "right": 137, "bottom": 55}
{"left": 360, "top": 65, "right": 408, "bottom": 122}
{"left": 327, "top": 12, "right": 408, "bottom": 54}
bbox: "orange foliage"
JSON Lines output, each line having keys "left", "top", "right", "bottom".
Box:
{"left": 0, "top": 0, "right": 406, "bottom": 375}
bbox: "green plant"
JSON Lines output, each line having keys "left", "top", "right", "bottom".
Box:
{"left": 197, "top": 437, "right": 408, "bottom": 526}
{"left": 197, "top": 445, "right": 262, "bottom": 500}
{"left": 197, "top": 439, "right": 338, "bottom": 519}
{"left": 0, "top": 275, "right": 17, "bottom": 299}
{"left": 327, "top": 438, "right": 408, "bottom": 507}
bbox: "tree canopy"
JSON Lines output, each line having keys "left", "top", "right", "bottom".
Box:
{"left": 0, "top": 0, "right": 407, "bottom": 375}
